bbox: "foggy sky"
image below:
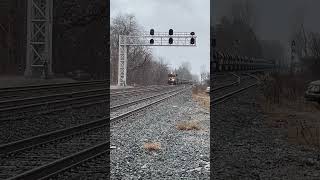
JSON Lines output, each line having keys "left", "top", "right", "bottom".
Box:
{"left": 111, "top": 0, "right": 210, "bottom": 77}
{"left": 213, "top": 0, "right": 320, "bottom": 55}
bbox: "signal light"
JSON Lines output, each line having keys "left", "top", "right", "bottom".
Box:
{"left": 169, "top": 37, "right": 173, "bottom": 44}
{"left": 190, "top": 37, "right": 195, "bottom": 44}
{"left": 169, "top": 29, "right": 173, "bottom": 35}
{"left": 150, "top": 39, "right": 154, "bottom": 44}
{"left": 190, "top": 32, "right": 195, "bottom": 36}
{"left": 150, "top": 29, "right": 154, "bottom": 35}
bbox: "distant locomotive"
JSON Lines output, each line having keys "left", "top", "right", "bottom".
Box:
{"left": 168, "top": 73, "right": 178, "bottom": 85}
{"left": 168, "top": 73, "right": 193, "bottom": 85}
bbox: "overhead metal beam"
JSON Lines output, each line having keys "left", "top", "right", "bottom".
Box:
{"left": 118, "top": 31, "right": 197, "bottom": 86}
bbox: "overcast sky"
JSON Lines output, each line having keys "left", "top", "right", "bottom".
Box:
{"left": 213, "top": 0, "right": 320, "bottom": 57}
{"left": 111, "top": 0, "right": 210, "bottom": 77}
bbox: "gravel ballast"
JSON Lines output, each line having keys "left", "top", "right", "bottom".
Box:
{"left": 110, "top": 89, "right": 210, "bottom": 179}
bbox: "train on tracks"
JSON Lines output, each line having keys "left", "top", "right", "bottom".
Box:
{"left": 168, "top": 73, "right": 192, "bottom": 85}
{"left": 212, "top": 51, "right": 275, "bottom": 72}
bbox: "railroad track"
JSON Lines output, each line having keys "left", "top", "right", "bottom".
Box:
{"left": 0, "top": 80, "right": 109, "bottom": 101}
{"left": 0, "top": 85, "right": 191, "bottom": 179}
{"left": 212, "top": 72, "right": 239, "bottom": 87}
{"left": 211, "top": 73, "right": 259, "bottom": 106}
{"left": 0, "top": 85, "right": 184, "bottom": 145}
{"left": 211, "top": 72, "right": 240, "bottom": 92}
{"left": 0, "top": 85, "right": 177, "bottom": 120}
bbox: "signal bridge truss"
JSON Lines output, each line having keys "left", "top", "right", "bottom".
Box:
{"left": 25, "top": 0, "right": 53, "bottom": 78}
{"left": 118, "top": 31, "right": 197, "bottom": 86}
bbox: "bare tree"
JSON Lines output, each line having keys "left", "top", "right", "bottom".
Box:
{"left": 229, "top": 0, "right": 257, "bottom": 30}
{"left": 213, "top": 0, "right": 262, "bottom": 58}
{"left": 290, "top": 6, "right": 309, "bottom": 58}
{"left": 110, "top": 14, "right": 145, "bottom": 84}
{"left": 200, "top": 65, "right": 207, "bottom": 84}
{"left": 308, "top": 32, "right": 320, "bottom": 58}
{"left": 176, "top": 61, "right": 192, "bottom": 80}
{"left": 110, "top": 13, "right": 170, "bottom": 85}
{"left": 192, "top": 74, "right": 200, "bottom": 83}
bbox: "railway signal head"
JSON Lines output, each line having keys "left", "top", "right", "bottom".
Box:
{"left": 190, "top": 37, "right": 195, "bottom": 44}
{"left": 150, "top": 39, "right": 154, "bottom": 44}
{"left": 169, "top": 37, "right": 173, "bottom": 44}
{"left": 150, "top": 29, "right": 154, "bottom": 35}
{"left": 169, "top": 29, "right": 173, "bottom": 35}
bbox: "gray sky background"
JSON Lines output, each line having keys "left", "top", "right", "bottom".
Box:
{"left": 213, "top": 0, "right": 320, "bottom": 57}
{"left": 111, "top": 0, "right": 210, "bottom": 77}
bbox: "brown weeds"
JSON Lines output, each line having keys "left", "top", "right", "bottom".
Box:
{"left": 192, "top": 86, "right": 210, "bottom": 110}
{"left": 143, "top": 142, "right": 161, "bottom": 151}
{"left": 176, "top": 120, "right": 201, "bottom": 131}
{"left": 258, "top": 72, "right": 320, "bottom": 149}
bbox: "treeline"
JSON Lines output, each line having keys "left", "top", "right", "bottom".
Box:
{"left": 52, "top": 0, "right": 108, "bottom": 79}
{"left": 214, "top": 0, "right": 320, "bottom": 79}
{"left": 213, "top": 1, "right": 285, "bottom": 66}
{"left": 291, "top": 26, "right": 320, "bottom": 79}
{"left": 0, "top": 0, "right": 25, "bottom": 74}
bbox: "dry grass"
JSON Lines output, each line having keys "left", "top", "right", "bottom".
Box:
{"left": 143, "top": 142, "right": 161, "bottom": 151}
{"left": 260, "top": 97, "right": 320, "bottom": 149}
{"left": 258, "top": 73, "right": 320, "bottom": 149}
{"left": 176, "top": 120, "right": 202, "bottom": 131}
{"left": 192, "top": 86, "right": 210, "bottom": 110}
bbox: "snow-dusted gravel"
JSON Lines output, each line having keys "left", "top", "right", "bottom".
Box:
{"left": 110, "top": 88, "right": 210, "bottom": 179}
{"left": 211, "top": 86, "right": 320, "bottom": 179}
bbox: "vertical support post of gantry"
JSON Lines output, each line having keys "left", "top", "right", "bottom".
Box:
{"left": 47, "top": 0, "right": 53, "bottom": 77}
{"left": 118, "top": 35, "right": 128, "bottom": 86}
{"left": 25, "top": 0, "right": 53, "bottom": 78}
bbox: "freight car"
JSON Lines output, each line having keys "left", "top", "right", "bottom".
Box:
{"left": 212, "top": 51, "right": 275, "bottom": 72}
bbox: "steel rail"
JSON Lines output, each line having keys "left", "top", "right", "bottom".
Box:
{"left": 6, "top": 142, "right": 109, "bottom": 180}
{"left": 110, "top": 87, "right": 182, "bottom": 110}
{"left": 0, "top": 92, "right": 109, "bottom": 118}
{"left": 0, "top": 85, "right": 171, "bottom": 109}
{"left": 211, "top": 72, "right": 240, "bottom": 93}
{"left": 0, "top": 88, "right": 109, "bottom": 109}
{"left": 211, "top": 83, "right": 257, "bottom": 106}
{"left": 211, "top": 74, "right": 258, "bottom": 106}
{"left": 0, "top": 86, "right": 181, "bottom": 122}
{"left": 0, "top": 80, "right": 108, "bottom": 93}
{"left": 0, "top": 86, "right": 178, "bottom": 120}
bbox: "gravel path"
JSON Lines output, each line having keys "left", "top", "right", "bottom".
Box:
{"left": 110, "top": 89, "right": 210, "bottom": 179}
{"left": 211, "top": 86, "right": 320, "bottom": 179}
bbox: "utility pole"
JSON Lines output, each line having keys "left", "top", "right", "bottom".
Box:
{"left": 291, "top": 40, "right": 295, "bottom": 74}
{"left": 118, "top": 29, "right": 197, "bottom": 86}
